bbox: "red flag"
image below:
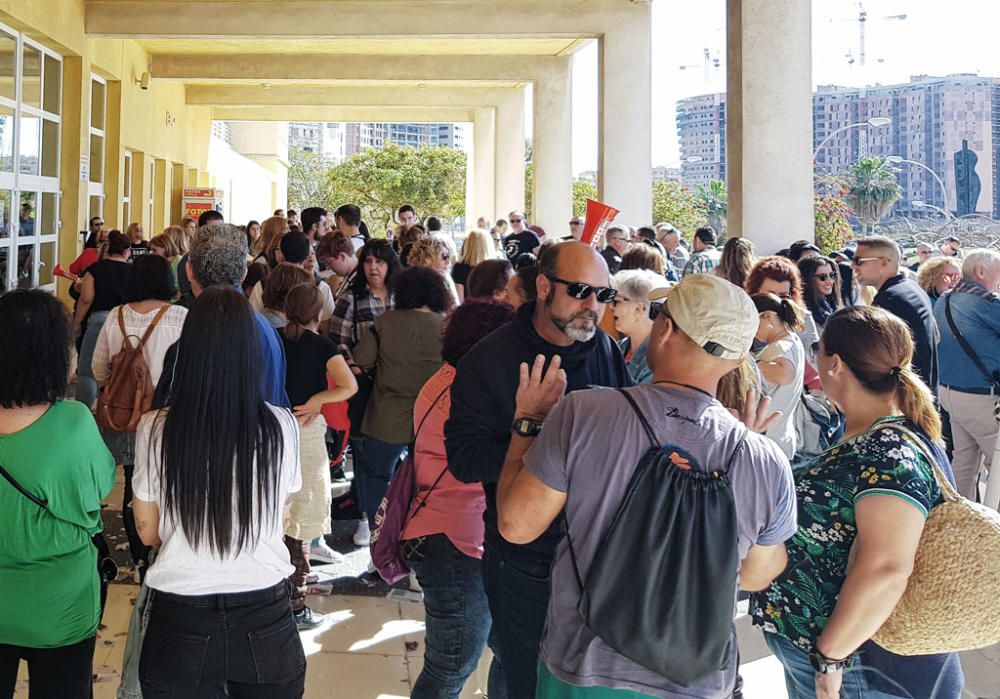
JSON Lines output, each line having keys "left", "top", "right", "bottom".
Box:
{"left": 580, "top": 199, "right": 620, "bottom": 247}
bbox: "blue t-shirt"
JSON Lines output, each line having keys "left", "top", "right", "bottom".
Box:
{"left": 525, "top": 383, "right": 796, "bottom": 697}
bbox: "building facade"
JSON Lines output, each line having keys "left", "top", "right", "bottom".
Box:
{"left": 294, "top": 121, "right": 465, "bottom": 159}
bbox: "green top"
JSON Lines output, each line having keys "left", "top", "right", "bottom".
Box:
{"left": 750, "top": 416, "right": 941, "bottom": 651}
{"left": 0, "top": 400, "right": 115, "bottom": 648}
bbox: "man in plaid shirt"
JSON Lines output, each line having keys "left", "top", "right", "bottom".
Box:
{"left": 682, "top": 226, "right": 722, "bottom": 277}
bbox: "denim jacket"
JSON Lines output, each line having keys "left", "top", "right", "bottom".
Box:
{"left": 933, "top": 280, "right": 1000, "bottom": 391}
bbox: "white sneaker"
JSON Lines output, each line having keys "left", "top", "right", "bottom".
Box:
{"left": 309, "top": 539, "right": 345, "bottom": 565}
{"left": 408, "top": 569, "right": 422, "bottom": 593}
{"left": 353, "top": 519, "right": 371, "bottom": 547}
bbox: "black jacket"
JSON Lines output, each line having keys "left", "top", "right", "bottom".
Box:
{"left": 873, "top": 273, "right": 939, "bottom": 391}
{"left": 445, "top": 301, "right": 631, "bottom": 562}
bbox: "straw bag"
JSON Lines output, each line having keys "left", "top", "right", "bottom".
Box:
{"left": 869, "top": 424, "right": 1000, "bottom": 655}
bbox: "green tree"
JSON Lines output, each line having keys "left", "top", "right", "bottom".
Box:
{"left": 572, "top": 177, "right": 598, "bottom": 217}
{"left": 287, "top": 147, "right": 337, "bottom": 211}
{"left": 696, "top": 179, "right": 728, "bottom": 236}
{"left": 326, "top": 144, "right": 466, "bottom": 229}
{"left": 814, "top": 194, "right": 853, "bottom": 254}
{"left": 843, "top": 156, "right": 902, "bottom": 232}
{"left": 651, "top": 180, "right": 708, "bottom": 239}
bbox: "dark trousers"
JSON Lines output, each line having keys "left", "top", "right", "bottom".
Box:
{"left": 409, "top": 534, "right": 497, "bottom": 699}
{"left": 483, "top": 544, "right": 551, "bottom": 699}
{"left": 284, "top": 536, "right": 310, "bottom": 611}
{"left": 139, "top": 581, "right": 305, "bottom": 699}
{"left": 123, "top": 464, "right": 151, "bottom": 578}
{"left": 0, "top": 636, "right": 96, "bottom": 699}
{"left": 350, "top": 435, "right": 407, "bottom": 527}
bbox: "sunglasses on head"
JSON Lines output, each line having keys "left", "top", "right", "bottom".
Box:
{"left": 815, "top": 272, "right": 838, "bottom": 281}
{"left": 546, "top": 275, "right": 617, "bottom": 303}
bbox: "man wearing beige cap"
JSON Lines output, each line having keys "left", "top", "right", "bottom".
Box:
{"left": 497, "top": 274, "right": 796, "bottom": 698}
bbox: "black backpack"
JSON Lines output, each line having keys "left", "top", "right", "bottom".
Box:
{"left": 567, "top": 388, "right": 746, "bottom": 686}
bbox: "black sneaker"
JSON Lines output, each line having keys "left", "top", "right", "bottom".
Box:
{"left": 330, "top": 464, "right": 347, "bottom": 482}
{"left": 293, "top": 606, "right": 325, "bottom": 630}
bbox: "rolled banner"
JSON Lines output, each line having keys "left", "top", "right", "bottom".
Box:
{"left": 580, "top": 199, "right": 620, "bottom": 247}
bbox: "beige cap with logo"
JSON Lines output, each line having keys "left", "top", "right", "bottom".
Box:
{"left": 648, "top": 274, "right": 758, "bottom": 361}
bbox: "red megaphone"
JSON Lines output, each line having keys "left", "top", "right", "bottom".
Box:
{"left": 580, "top": 199, "right": 620, "bottom": 247}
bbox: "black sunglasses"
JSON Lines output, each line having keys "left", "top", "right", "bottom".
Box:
{"left": 547, "top": 275, "right": 617, "bottom": 303}
{"left": 648, "top": 301, "right": 664, "bottom": 321}
{"left": 815, "top": 272, "right": 838, "bottom": 281}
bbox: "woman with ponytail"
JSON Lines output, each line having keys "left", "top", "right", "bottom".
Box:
{"left": 751, "top": 306, "right": 963, "bottom": 699}
{"left": 279, "top": 283, "right": 357, "bottom": 628}
{"left": 752, "top": 292, "right": 806, "bottom": 459}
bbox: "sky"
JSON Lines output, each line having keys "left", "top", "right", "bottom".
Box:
{"left": 567, "top": 0, "right": 1000, "bottom": 175}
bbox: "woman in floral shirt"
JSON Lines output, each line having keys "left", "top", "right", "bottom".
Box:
{"left": 751, "top": 306, "right": 964, "bottom": 699}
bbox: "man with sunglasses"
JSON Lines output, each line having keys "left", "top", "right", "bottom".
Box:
{"left": 601, "top": 225, "right": 630, "bottom": 274}
{"left": 853, "top": 236, "right": 938, "bottom": 392}
{"left": 502, "top": 210, "right": 541, "bottom": 261}
{"left": 446, "top": 241, "right": 630, "bottom": 698}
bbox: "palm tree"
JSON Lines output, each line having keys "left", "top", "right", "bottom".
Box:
{"left": 697, "top": 179, "right": 728, "bottom": 236}
{"left": 844, "top": 157, "right": 902, "bottom": 233}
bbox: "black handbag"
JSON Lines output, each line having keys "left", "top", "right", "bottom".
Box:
{"left": 567, "top": 389, "right": 746, "bottom": 686}
{"left": 0, "top": 460, "right": 118, "bottom": 615}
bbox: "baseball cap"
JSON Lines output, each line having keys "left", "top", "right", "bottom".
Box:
{"left": 648, "top": 274, "right": 758, "bottom": 361}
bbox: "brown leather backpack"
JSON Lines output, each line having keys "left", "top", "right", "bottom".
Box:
{"left": 95, "top": 305, "right": 170, "bottom": 432}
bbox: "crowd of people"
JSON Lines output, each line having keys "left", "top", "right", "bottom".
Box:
{"left": 0, "top": 199, "right": 996, "bottom": 699}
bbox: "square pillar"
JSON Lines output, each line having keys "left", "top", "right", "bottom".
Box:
{"left": 469, "top": 106, "right": 496, "bottom": 226}
{"left": 532, "top": 57, "right": 573, "bottom": 236}
{"left": 57, "top": 56, "right": 88, "bottom": 301}
{"left": 598, "top": 12, "right": 652, "bottom": 225}
{"left": 727, "top": 0, "right": 813, "bottom": 252}
{"left": 153, "top": 158, "right": 168, "bottom": 232}
{"left": 495, "top": 89, "right": 526, "bottom": 219}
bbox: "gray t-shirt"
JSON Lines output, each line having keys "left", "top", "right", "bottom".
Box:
{"left": 524, "top": 383, "right": 796, "bottom": 698}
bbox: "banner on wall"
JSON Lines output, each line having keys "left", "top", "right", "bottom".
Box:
{"left": 182, "top": 188, "right": 225, "bottom": 221}
{"left": 580, "top": 199, "right": 620, "bottom": 246}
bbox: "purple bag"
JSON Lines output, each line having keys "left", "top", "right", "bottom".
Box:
{"left": 370, "top": 387, "right": 449, "bottom": 584}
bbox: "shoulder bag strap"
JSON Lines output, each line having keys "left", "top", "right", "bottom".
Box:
{"left": 137, "top": 305, "right": 171, "bottom": 350}
{"left": 408, "top": 385, "right": 452, "bottom": 516}
{"left": 722, "top": 426, "right": 749, "bottom": 475}
{"left": 617, "top": 388, "right": 659, "bottom": 448}
{"left": 0, "top": 461, "right": 51, "bottom": 513}
{"left": 944, "top": 293, "right": 998, "bottom": 388}
{"left": 882, "top": 422, "right": 961, "bottom": 504}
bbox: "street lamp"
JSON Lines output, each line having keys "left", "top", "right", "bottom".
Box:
{"left": 886, "top": 156, "right": 950, "bottom": 212}
{"left": 813, "top": 117, "right": 892, "bottom": 159}
{"left": 912, "top": 200, "right": 955, "bottom": 220}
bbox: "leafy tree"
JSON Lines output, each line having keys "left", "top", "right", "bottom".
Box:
{"left": 814, "top": 194, "right": 853, "bottom": 254}
{"left": 651, "top": 180, "right": 708, "bottom": 239}
{"left": 572, "top": 177, "right": 598, "bottom": 217}
{"left": 325, "top": 144, "right": 466, "bottom": 229}
{"left": 843, "top": 156, "right": 902, "bottom": 232}
{"left": 524, "top": 163, "right": 533, "bottom": 221}
{"left": 696, "top": 179, "right": 728, "bottom": 236}
{"left": 287, "top": 147, "right": 337, "bottom": 211}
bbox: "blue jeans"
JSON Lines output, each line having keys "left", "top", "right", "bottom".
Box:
{"left": 350, "top": 435, "right": 406, "bottom": 528}
{"left": 483, "top": 544, "right": 551, "bottom": 699}
{"left": 75, "top": 309, "right": 108, "bottom": 409}
{"left": 409, "top": 534, "right": 496, "bottom": 699}
{"left": 764, "top": 633, "right": 902, "bottom": 699}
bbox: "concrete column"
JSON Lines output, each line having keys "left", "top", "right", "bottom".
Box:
{"left": 57, "top": 56, "right": 87, "bottom": 296}
{"left": 468, "top": 106, "right": 496, "bottom": 227}
{"left": 726, "top": 0, "right": 813, "bottom": 252}
{"left": 533, "top": 57, "right": 573, "bottom": 236}
{"left": 598, "top": 13, "right": 652, "bottom": 225}
{"left": 495, "top": 89, "right": 526, "bottom": 220}
{"left": 153, "top": 158, "right": 168, "bottom": 232}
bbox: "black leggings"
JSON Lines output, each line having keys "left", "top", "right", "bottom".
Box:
{"left": 123, "top": 464, "right": 150, "bottom": 578}
{"left": 0, "top": 636, "right": 96, "bottom": 699}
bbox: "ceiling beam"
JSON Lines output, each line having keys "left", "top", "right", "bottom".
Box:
{"left": 211, "top": 105, "right": 480, "bottom": 122}
{"left": 186, "top": 84, "right": 525, "bottom": 107}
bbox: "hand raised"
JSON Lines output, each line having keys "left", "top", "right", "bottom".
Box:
{"left": 514, "top": 354, "right": 567, "bottom": 422}
{"left": 730, "top": 387, "right": 782, "bottom": 434}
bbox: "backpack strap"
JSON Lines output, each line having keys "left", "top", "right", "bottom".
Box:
{"left": 616, "top": 388, "right": 658, "bottom": 448}
{"left": 136, "top": 305, "right": 171, "bottom": 350}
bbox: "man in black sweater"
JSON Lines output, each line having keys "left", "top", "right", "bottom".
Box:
{"left": 446, "top": 242, "right": 631, "bottom": 698}
{"left": 853, "top": 235, "right": 939, "bottom": 392}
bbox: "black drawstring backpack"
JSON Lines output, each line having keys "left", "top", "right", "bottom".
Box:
{"left": 567, "top": 388, "right": 746, "bottom": 686}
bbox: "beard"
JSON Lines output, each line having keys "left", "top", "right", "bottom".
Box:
{"left": 546, "top": 295, "right": 599, "bottom": 342}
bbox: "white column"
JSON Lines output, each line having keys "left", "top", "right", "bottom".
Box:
{"left": 533, "top": 57, "right": 573, "bottom": 235}
{"left": 726, "top": 0, "right": 813, "bottom": 252}
{"left": 469, "top": 106, "right": 496, "bottom": 227}
{"left": 495, "top": 89, "right": 526, "bottom": 219}
{"left": 598, "top": 11, "right": 652, "bottom": 225}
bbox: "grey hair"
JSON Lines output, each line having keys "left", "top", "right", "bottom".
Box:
{"left": 612, "top": 269, "right": 664, "bottom": 308}
{"left": 189, "top": 223, "right": 249, "bottom": 289}
{"left": 961, "top": 248, "right": 1000, "bottom": 281}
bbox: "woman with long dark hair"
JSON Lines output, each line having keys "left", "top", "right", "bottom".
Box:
{"left": 132, "top": 288, "right": 305, "bottom": 698}
{"left": 798, "top": 255, "right": 844, "bottom": 328}
{"left": 752, "top": 306, "right": 963, "bottom": 699}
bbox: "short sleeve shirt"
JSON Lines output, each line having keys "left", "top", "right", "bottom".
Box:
{"left": 750, "top": 417, "right": 940, "bottom": 651}
{"left": 280, "top": 328, "right": 340, "bottom": 407}
{"left": 0, "top": 401, "right": 115, "bottom": 647}
{"left": 503, "top": 230, "right": 541, "bottom": 260}
{"left": 87, "top": 259, "right": 131, "bottom": 313}
{"left": 524, "top": 384, "right": 797, "bottom": 696}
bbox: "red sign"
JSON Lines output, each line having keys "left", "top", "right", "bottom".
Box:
{"left": 184, "top": 201, "right": 212, "bottom": 220}
{"left": 183, "top": 188, "right": 217, "bottom": 198}
{"left": 580, "top": 199, "right": 620, "bottom": 246}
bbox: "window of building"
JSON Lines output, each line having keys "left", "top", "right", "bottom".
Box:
{"left": 0, "top": 22, "right": 61, "bottom": 291}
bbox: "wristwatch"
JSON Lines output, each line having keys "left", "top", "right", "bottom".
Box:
{"left": 511, "top": 417, "right": 543, "bottom": 437}
{"left": 810, "top": 651, "right": 850, "bottom": 674}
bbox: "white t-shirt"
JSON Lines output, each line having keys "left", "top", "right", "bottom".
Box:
{"left": 92, "top": 304, "right": 188, "bottom": 387}
{"left": 133, "top": 404, "right": 302, "bottom": 594}
{"left": 757, "top": 333, "right": 805, "bottom": 460}
{"left": 248, "top": 277, "right": 336, "bottom": 322}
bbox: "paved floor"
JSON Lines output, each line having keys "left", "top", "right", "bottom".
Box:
{"left": 13, "top": 467, "right": 1000, "bottom": 698}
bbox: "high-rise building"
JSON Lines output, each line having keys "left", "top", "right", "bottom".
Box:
{"left": 288, "top": 122, "right": 347, "bottom": 162}
{"left": 677, "top": 74, "right": 1000, "bottom": 216}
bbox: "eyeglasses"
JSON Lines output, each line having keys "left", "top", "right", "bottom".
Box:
{"left": 510, "top": 218, "right": 524, "bottom": 224}
{"left": 648, "top": 301, "right": 664, "bottom": 321}
{"left": 851, "top": 256, "right": 886, "bottom": 266}
{"left": 569, "top": 221, "right": 583, "bottom": 226}
{"left": 814, "top": 272, "right": 838, "bottom": 281}
{"left": 441, "top": 252, "right": 450, "bottom": 260}
{"left": 546, "top": 275, "right": 617, "bottom": 303}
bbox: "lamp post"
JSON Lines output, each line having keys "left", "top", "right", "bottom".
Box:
{"left": 887, "top": 156, "right": 950, "bottom": 212}
{"left": 912, "top": 200, "right": 955, "bottom": 220}
{"left": 813, "top": 117, "right": 892, "bottom": 164}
